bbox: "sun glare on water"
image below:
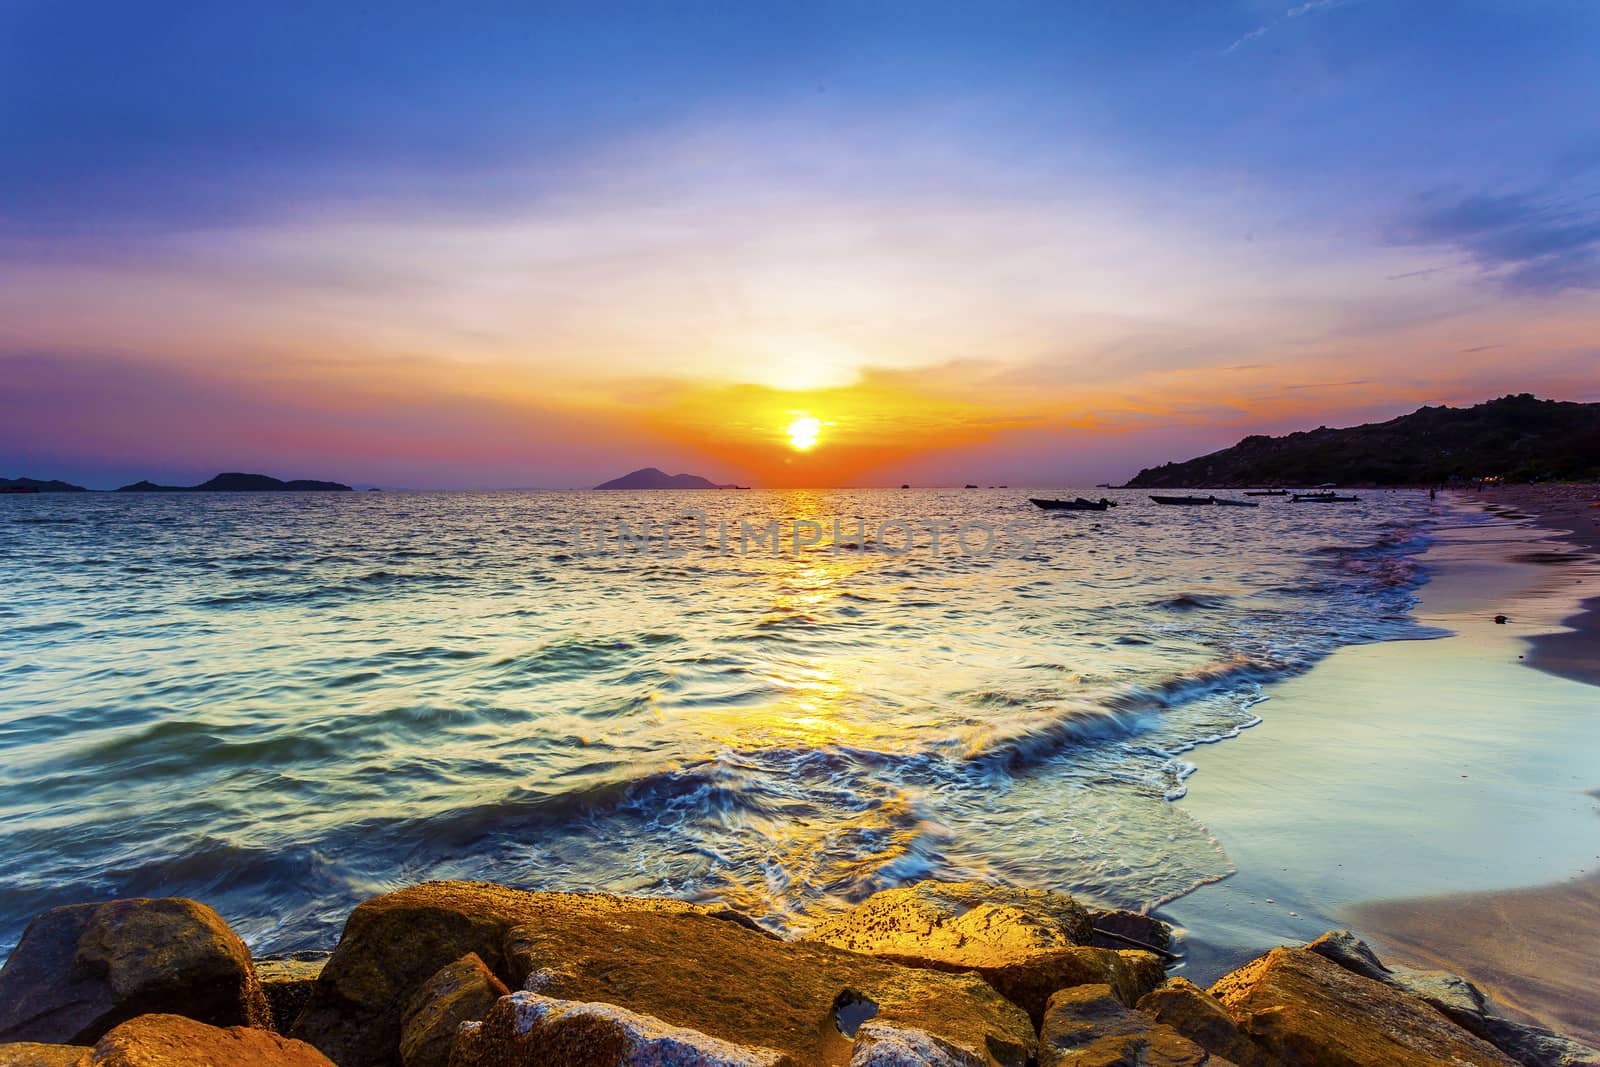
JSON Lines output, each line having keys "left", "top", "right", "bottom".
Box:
{"left": 786, "top": 416, "right": 823, "bottom": 451}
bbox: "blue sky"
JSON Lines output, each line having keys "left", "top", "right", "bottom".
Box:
{"left": 3, "top": 1, "right": 1598, "bottom": 487}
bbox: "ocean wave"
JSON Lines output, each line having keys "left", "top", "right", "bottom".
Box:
{"left": 76, "top": 718, "right": 343, "bottom": 769}
{"left": 0, "top": 488, "right": 1445, "bottom": 954}
{"left": 1160, "top": 593, "right": 1231, "bottom": 611}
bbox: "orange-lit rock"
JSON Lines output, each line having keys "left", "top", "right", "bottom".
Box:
{"left": 1210, "top": 948, "right": 1518, "bottom": 1067}
{"left": 294, "top": 881, "right": 1033, "bottom": 1067}
{"left": 90, "top": 1015, "right": 334, "bottom": 1067}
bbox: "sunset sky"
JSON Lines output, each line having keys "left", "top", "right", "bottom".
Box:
{"left": 4, "top": 1, "right": 1599, "bottom": 488}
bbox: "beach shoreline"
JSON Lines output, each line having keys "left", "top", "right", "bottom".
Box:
{"left": 1162, "top": 483, "right": 1600, "bottom": 1044}
{"left": 1477, "top": 484, "right": 1600, "bottom": 690}
{"left": 1342, "top": 484, "right": 1600, "bottom": 1046}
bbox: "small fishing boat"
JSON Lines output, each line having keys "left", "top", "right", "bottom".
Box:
{"left": 1031, "top": 497, "right": 1116, "bottom": 511}
{"left": 1213, "top": 497, "right": 1260, "bottom": 507}
{"left": 1293, "top": 493, "right": 1359, "bottom": 503}
{"left": 1244, "top": 489, "right": 1288, "bottom": 496}
{"left": 1149, "top": 495, "right": 1216, "bottom": 505}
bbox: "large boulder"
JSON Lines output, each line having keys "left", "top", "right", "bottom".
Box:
{"left": 294, "top": 881, "right": 1034, "bottom": 1067}
{"left": 0, "top": 899, "right": 270, "bottom": 1045}
{"left": 255, "top": 954, "right": 330, "bottom": 1034}
{"left": 88, "top": 1014, "right": 335, "bottom": 1066}
{"left": 399, "top": 954, "right": 507, "bottom": 1067}
{"left": 1038, "top": 984, "right": 1224, "bottom": 1066}
{"left": 806, "top": 882, "right": 1161, "bottom": 1025}
{"left": 292, "top": 881, "right": 712, "bottom": 1064}
{"left": 808, "top": 882, "right": 1095, "bottom": 959}
{"left": 448, "top": 992, "right": 792, "bottom": 1066}
{"left": 1136, "top": 979, "right": 1277, "bottom": 1067}
{"left": 0, "top": 1043, "right": 90, "bottom": 1066}
{"left": 1210, "top": 947, "right": 1520, "bottom": 1067}
{"left": 1305, "top": 932, "right": 1600, "bottom": 1067}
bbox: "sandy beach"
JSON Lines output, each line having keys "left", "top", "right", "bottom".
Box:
{"left": 1349, "top": 484, "right": 1600, "bottom": 1046}
{"left": 1165, "top": 484, "right": 1600, "bottom": 1043}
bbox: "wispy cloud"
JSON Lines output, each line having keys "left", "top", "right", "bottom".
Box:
{"left": 1390, "top": 188, "right": 1600, "bottom": 294}
{"left": 1386, "top": 266, "right": 1448, "bottom": 281}
{"left": 1223, "top": 0, "right": 1354, "bottom": 54}
{"left": 1286, "top": 0, "right": 1346, "bottom": 18}
{"left": 1285, "top": 379, "right": 1374, "bottom": 390}
{"left": 1222, "top": 25, "right": 1270, "bottom": 54}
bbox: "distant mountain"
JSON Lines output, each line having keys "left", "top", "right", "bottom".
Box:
{"left": 1128, "top": 395, "right": 1600, "bottom": 488}
{"left": 116, "top": 472, "right": 353, "bottom": 492}
{"left": 595, "top": 467, "right": 739, "bottom": 490}
{"left": 0, "top": 476, "right": 87, "bottom": 493}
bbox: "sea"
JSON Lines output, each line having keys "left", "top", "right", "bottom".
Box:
{"left": 0, "top": 488, "right": 1444, "bottom": 955}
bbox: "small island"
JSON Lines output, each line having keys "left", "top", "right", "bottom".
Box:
{"left": 594, "top": 467, "right": 741, "bottom": 490}
{"left": 116, "top": 472, "right": 353, "bottom": 492}
{"left": 0, "top": 477, "right": 87, "bottom": 494}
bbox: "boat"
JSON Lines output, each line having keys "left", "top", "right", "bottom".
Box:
{"left": 1149, "top": 495, "right": 1216, "bottom": 505}
{"left": 1032, "top": 497, "right": 1116, "bottom": 511}
{"left": 1244, "top": 489, "right": 1288, "bottom": 496}
{"left": 1293, "top": 493, "right": 1359, "bottom": 503}
{"left": 1213, "top": 497, "right": 1259, "bottom": 507}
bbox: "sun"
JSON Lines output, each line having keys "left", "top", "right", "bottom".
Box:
{"left": 786, "top": 416, "right": 822, "bottom": 451}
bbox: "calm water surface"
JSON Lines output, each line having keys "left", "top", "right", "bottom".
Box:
{"left": 0, "top": 488, "right": 1440, "bottom": 954}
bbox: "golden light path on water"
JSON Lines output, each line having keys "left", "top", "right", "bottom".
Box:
{"left": 0, "top": 487, "right": 1439, "bottom": 952}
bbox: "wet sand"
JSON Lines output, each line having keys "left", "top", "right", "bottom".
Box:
{"left": 1523, "top": 592, "right": 1600, "bottom": 688}
{"left": 1342, "top": 484, "right": 1600, "bottom": 1046}
{"left": 1349, "top": 872, "right": 1600, "bottom": 1046}
{"left": 1162, "top": 487, "right": 1600, "bottom": 1041}
{"left": 1477, "top": 483, "right": 1600, "bottom": 689}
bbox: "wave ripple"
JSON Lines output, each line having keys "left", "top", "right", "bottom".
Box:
{"left": 0, "top": 488, "right": 1439, "bottom": 954}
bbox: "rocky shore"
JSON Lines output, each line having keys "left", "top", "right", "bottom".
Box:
{"left": 1, "top": 880, "right": 1595, "bottom": 1066}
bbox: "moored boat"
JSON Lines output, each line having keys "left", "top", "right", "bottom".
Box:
{"left": 1149, "top": 494, "right": 1216, "bottom": 505}
{"left": 1031, "top": 497, "right": 1115, "bottom": 511}
{"left": 1244, "top": 489, "right": 1288, "bottom": 496}
{"left": 1213, "top": 497, "right": 1260, "bottom": 507}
